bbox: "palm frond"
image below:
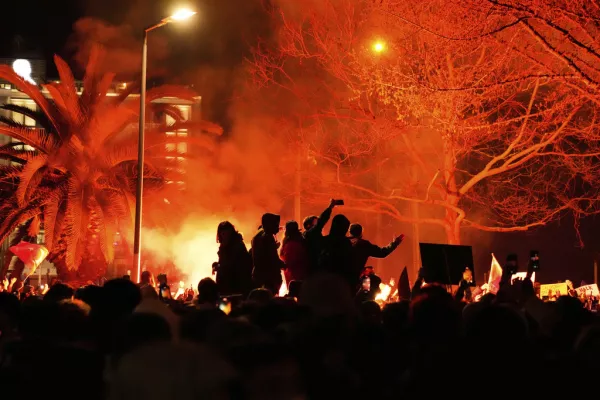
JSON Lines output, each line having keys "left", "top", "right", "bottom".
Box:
{"left": 89, "top": 192, "right": 116, "bottom": 263}
{"left": 0, "top": 125, "right": 56, "bottom": 154}
{"left": 9, "top": 219, "right": 36, "bottom": 248}
{"left": 0, "top": 143, "right": 37, "bottom": 164}
{"left": 42, "top": 192, "right": 61, "bottom": 251}
{"left": 0, "top": 104, "right": 54, "bottom": 131}
{"left": 88, "top": 104, "right": 137, "bottom": 147}
{"left": 0, "top": 115, "right": 26, "bottom": 128}
{"left": 0, "top": 66, "right": 61, "bottom": 133}
{"left": 44, "top": 84, "right": 81, "bottom": 133}
{"left": 0, "top": 196, "right": 46, "bottom": 246}
{"left": 82, "top": 46, "right": 104, "bottom": 107}
{"left": 91, "top": 72, "right": 116, "bottom": 107}
{"left": 64, "top": 177, "right": 89, "bottom": 269}
{"left": 53, "top": 56, "right": 83, "bottom": 126}
{"left": 16, "top": 155, "right": 48, "bottom": 206}
{"left": 28, "top": 215, "right": 41, "bottom": 237}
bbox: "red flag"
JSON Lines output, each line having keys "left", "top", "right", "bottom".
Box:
{"left": 9, "top": 241, "right": 49, "bottom": 277}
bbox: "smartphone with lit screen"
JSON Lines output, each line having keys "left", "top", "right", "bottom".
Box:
{"left": 219, "top": 298, "right": 232, "bottom": 315}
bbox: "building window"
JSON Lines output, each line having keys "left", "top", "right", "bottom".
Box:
{"left": 7, "top": 99, "right": 37, "bottom": 154}
{"left": 165, "top": 105, "right": 191, "bottom": 143}
{"left": 177, "top": 105, "right": 191, "bottom": 121}
{"left": 36, "top": 230, "right": 45, "bottom": 245}
{"left": 10, "top": 99, "right": 36, "bottom": 127}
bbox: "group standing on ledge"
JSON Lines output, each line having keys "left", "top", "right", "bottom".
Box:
{"left": 213, "top": 199, "right": 404, "bottom": 298}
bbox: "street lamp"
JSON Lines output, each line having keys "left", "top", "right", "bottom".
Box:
{"left": 372, "top": 40, "right": 386, "bottom": 54}
{"left": 133, "top": 8, "right": 197, "bottom": 283}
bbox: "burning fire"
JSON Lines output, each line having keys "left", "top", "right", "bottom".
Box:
{"left": 141, "top": 217, "right": 256, "bottom": 288}
{"left": 141, "top": 217, "right": 290, "bottom": 296}
{"left": 278, "top": 271, "right": 288, "bottom": 297}
{"left": 375, "top": 278, "right": 395, "bottom": 303}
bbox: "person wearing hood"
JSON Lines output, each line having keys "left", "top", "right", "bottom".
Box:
{"left": 251, "top": 213, "right": 285, "bottom": 294}
{"left": 214, "top": 221, "right": 253, "bottom": 297}
{"left": 349, "top": 223, "right": 404, "bottom": 283}
{"left": 318, "top": 214, "right": 355, "bottom": 290}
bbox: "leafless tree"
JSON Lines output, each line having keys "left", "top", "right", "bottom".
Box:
{"left": 250, "top": 0, "right": 600, "bottom": 244}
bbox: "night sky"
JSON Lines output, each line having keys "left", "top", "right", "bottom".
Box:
{"left": 1, "top": 0, "right": 599, "bottom": 284}
{"left": 0, "top": 0, "right": 272, "bottom": 130}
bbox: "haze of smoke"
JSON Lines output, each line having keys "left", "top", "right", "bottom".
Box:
{"left": 67, "top": 17, "right": 169, "bottom": 79}
{"left": 141, "top": 212, "right": 261, "bottom": 286}
{"left": 67, "top": 0, "right": 496, "bottom": 284}
{"left": 67, "top": 3, "right": 293, "bottom": 281}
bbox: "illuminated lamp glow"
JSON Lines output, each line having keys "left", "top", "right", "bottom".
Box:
{"left": 170, "top": 8, "right": 197, "bottom": 21}
{"left": 372, "top": 41, "right": 386, "bottom": 53}
{"left": 12, "top": 59, "right": 35, "bottom": 84}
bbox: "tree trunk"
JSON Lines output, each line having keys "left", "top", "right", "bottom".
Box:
{"left": 442, "top": 129, "right": 462, "bottom": 245}
{"left": 444, "top": 221, "right": 461, "bottom": 245}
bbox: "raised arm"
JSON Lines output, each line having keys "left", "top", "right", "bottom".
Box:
{"left": 366, "top": 235, "right": 404, "bottom": 258}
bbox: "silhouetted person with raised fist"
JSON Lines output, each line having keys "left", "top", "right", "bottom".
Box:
{"left": 303, "top": 199, "right": 343, "bottom": 275}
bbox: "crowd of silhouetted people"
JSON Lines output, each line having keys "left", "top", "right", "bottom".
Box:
{"left": 212, "top": 199, "right": 402, "bottom": 299}
{"left": 0, "top": 200, "right": 598, "bottom": 399}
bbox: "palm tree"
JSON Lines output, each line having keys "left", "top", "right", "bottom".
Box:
{"left": 0, "top": 49, "right": 222, "bottom": 273}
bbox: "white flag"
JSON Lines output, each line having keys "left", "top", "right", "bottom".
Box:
{"left": 487, "top": 254, "right": 503, "bottom": 294}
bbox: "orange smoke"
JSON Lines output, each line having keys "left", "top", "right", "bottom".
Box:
{"left": 141, "top": 216, "right": 258, "bottom": 288}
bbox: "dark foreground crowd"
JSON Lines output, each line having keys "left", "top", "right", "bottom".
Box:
{"left": 0, "top": 271, "right": 598, "bottom": 400}
{"left": 0, "top": 201, "right": 599, "bottom": 400}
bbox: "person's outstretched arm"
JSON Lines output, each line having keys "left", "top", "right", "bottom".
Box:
{"left": 313, "top": 199, "right": 337, "bottom": 233}
{"left": 366, "top": 235, "right": 404, "bottom": 258}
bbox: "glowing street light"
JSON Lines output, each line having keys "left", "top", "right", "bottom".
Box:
{"left": 12, "top": 59, "right": 35, "bottom": 84}
{"left": 133, "top": 8, "right": 197, "bottom": 283}
{"left": 169, "top": 8, "right": 197, "bottom": 21}
{"left": 372, "top": 40, "right": 386, "bottom": 54}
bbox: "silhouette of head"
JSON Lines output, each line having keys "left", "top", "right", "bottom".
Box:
{"left": 303, "top": 216, "right": 318, "bottom": 230}
{"left": 197, "top": 278, "right": 219, "bottom": 305}
{"left": 140, "top": 271, "right": 151, "bottom": 285}
{"left": 330, "top": 214, "right": 350, "bottom": 237}
{"left": 217, "top": 221, "right": 238, "bottom": 245}
{"left": 261, "top": 213, "right": 281, "bottom": 235}
{"left": 349, "top": 223, "right": 363, "bottom": 238}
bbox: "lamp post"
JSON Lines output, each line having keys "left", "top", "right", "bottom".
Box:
{"left": 133, "top": 8, "right": 197, "bottom": 283}
{"left": 371, "top": 39, "right": 386, "bottom": 268}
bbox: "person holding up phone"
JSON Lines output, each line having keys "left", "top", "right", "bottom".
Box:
{"left": 303, "top": 199, "right": 343, "bottom": 275}
{"left": 157, "top": 273, "right": 171, "bottom": 301}
{"left": 529, "top": 251, "right": 540, "bottom": 271}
